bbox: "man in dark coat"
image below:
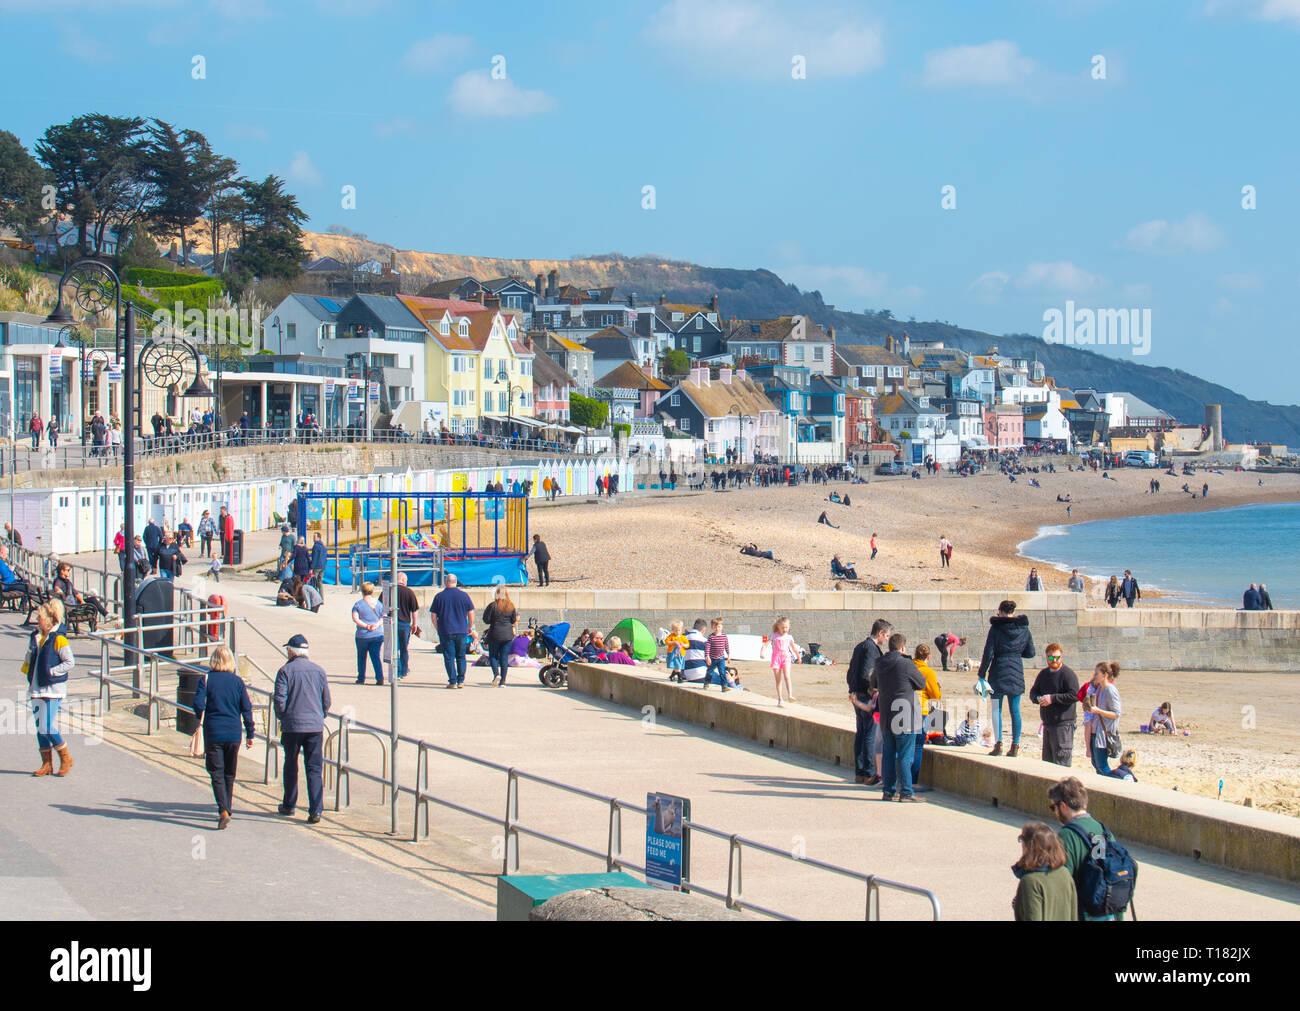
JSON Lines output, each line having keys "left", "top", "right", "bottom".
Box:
{"left": 977, "top": 600, "right": 1036, "bottom": 757}
{"left": 874, "top": 633, "right": 925, "bottom": 802}
{"left": 142, "top": 518, "right": 163, "bottom": 574}
{"left": 1120, "top": 570, "right": 1140, "bottom": 607}
{"left": 291, "top": 538, "right": 312, "bottom": 581}
{"left": 530, "top": 534, "right": 551, "bottom": 586}
{"left": 309, "top": 533, "right": 326, "bottom": 593}
{"left": 1242, "top": 584, "right": 1262, "bottom": 611}
{"left": 1029, "top": 643, "right": 1079, "bottom": 766}
{"left": 845, "top": 619, "right": 891, "bottom": 785}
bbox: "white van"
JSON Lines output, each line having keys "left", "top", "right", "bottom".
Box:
{"left": 1124, "top": 450, "right": 1157, "bottom": 468}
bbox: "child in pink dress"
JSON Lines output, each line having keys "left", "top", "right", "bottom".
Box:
{"left": 763, "top": 616, "right": 799, "bottom": 707}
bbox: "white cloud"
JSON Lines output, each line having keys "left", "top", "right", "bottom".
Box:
{"left": 1219, "top": 272, "right": 1263, "bottom": 291}
{"left": 1205, "top": 1, "right": 1300, "bottom": 27}
{"left": 226, "top": 123, "right": 270, "bottom": 143}
{"left": 1124, "top": 212, "right": 1224, "bottom": 254}
{"left": 969, "top": 270, "right": 1010, "bottom": 297}
{"left": 784, "top": 265, "right": 889, "bottom": 299}
{"left": 923, "top": 40, "right": 1037, "bottom": 88}
{"left": 287, "top": 150, "right": 323, "bottom": 186}
{"left": 1015, "top": 261, "right": 1106, "bottom": 293}
{"left": 645, "top": 0, "right": 884, "bottom": 79}
{"left": 402, "top": 34, "right": 473, "bottom": 75}
{"left": 61, "top": 25, "right": 113, "bottom": 64}
{"left": 375, "top": 118, "right": 420, "bottom": 140}
{"left": 448, "top": 70, "right": 557, "bottom": 117}
{"left": 1120, "top": 282, "right": 1152, "bottom": 300}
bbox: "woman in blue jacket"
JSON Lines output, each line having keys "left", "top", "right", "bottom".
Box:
{"left": 977, "top": 600, "right": 1036, "bottom": 757}
{"left": 24, "top": 602, "right": 75, "bottom": 777}
{"left": 190, "top": 645, "right": 255, "bottom": 829}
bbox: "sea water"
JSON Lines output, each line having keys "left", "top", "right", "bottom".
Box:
{"left": 1018, "top": 502, "right": 1299, "bottom": 607}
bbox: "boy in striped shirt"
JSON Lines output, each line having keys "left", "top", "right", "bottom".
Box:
{"left": 705, "top": 618, "right": 740, "bottom": 692}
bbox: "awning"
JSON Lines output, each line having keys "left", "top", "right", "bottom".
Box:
{"left": 961, "top": 437, "right": 990, "bottom": 448}
{"left": 492, "top": 415, "right": 547, "bottom": 430}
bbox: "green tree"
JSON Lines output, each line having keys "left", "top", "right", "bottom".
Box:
{"left": 662, "top": 348, "right": 689, "bottom": 376}
{"left": 235, "top": 174, "right": 307, "bottom": 281}
{"left": 35, "top": 113, "right": 155, "bottom": 257}
{"left": 0, "top": 130, "right": 48, "bottom": 237}
{"left": 570, "top": 392, "right": 608, "bottom": 429}
{"left": 196, "top": 152, "right": 242, "bottom": 273}
{"left": 144, "top": 119, "right": 211, "bottom": 265}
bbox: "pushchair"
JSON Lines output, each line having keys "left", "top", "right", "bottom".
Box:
{"left": 529, "top": 617, "right": 584, "bottom": 688}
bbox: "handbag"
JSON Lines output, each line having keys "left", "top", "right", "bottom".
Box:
{"left": 188, "top": 728, "right": 203, "bottom": 758}
{"left": 1105, "top": 728, "right": 1122, "bottom": 759}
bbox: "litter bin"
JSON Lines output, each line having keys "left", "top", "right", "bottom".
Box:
{"left": 177, "top": 669, "right": 202, "bottom": 734}
{"left": 228, "top": 529, "right": 244, "bottom": 566}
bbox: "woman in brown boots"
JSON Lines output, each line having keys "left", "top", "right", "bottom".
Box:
{"left": 24, "top": 600, "right": 75, "bottom": 777}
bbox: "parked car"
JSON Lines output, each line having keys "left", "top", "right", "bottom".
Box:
{"left": 1124, "top": 449, "right": 1158, "bottom": 468}
{"left": 875, "top": 460, "right": 905, "bottom": 476}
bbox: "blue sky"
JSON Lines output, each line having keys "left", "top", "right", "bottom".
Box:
{"left": 5, "top": 0, "right": 1297, "bottom": 403}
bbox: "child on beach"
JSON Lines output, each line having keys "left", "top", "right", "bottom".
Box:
{"left": 1107, "top": 749, "right": 1138, "bottom": 782}
{"left": 664, "top": 621, "right": 688, "bottom": 678}
{"left": 954, "top": 708, "right": 981, "bottom": 745}
{"left": 978, "top": 724, "right": 995, "bottom": 749}
{"left": 705, "top": 617, "right": 738, "bottom": 691}
{"left": 1149, "top": 702, "right": 1177, "bottom": 734}
{"left": 762, "top": 616, "right": 798, "bottom": 707}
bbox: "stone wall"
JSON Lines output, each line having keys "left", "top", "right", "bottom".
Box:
{"left": 464, "top": 589, "right": 1300, "bottom": 672}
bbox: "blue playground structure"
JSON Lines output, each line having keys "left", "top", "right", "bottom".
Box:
{"left": 295, "top": 489, "right": 529, "bottom": 587}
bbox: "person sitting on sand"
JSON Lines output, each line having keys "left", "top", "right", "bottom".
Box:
{"left": 1106, "top": 749, "right": 1138, "bottom": 782}
{"left": 1149, "top": 702, "right": 1177, "bottom": 734}
{"left": 740, "top": 543, "right": 775, "bottom": 561}
{"left": 817, "top": 511, "right": 839, "bottom": 529}
{"left": 831, "top": 555, "right": 858, "bottom": 580}
{"left": 828, "top": 492, "right": 841, "bottom": 504}
{"left": 842, "top": 494, "right": 851, "bottom": 506}
{"left": 954, "top": 708, "right": 981, "bottom": 745}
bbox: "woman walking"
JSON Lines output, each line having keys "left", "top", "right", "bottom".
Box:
{"left": 1011, "top": 822, "right": 1077, "bottom": 921}
{"left": 352, "top": 581, "right": 386, "bottom": 685}
{"left": 190, "top": 645, "right": 255, "bottom": 829}
{"left": 482, "top": 585, "right": 518, "bottom": 686}
{"left": 763, "top": 616, "right": 798, "bottom": 707}
{"left": 1104, "top": 575, "right": 1120, "bottom": 608}
{"left": 47, "top": 416, "right": 59, "bottom": 449}
{"left": 938, "top": 535, "right": 952, "bottom": 568}
{"left": 24, "top": 602, "right": 75, "bottom": 777}
{"left": 197, "top": 510, "right": 216, "bottom": 558}
{"left": 1084, "top": 661, "right": 1122, "bottom": 775}
{"left": 976, "top": 600, "right": 1036, "bottom": 757}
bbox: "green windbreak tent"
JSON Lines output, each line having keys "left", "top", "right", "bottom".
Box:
{"left": 607, "top": 618, "right": 657, "bottom": 661}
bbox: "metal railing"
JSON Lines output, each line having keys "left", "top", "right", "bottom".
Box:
{"left": 7, "top": 542, "right": 122, "bottom": 618}
{"left": 80, "top": 616, "right": 939, "bottom": 921}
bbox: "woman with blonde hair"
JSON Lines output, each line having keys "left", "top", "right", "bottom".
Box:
{"left": 482, "top": 584, "right": 518, "bottom": 686}
{"left": 24, "top": 602, "right": 75, "bottom": 777}
{"left": 1011, "top": 821, "right": 1077, "bottom": 921}
{"left": 190, "top": 645, "right": 255, "bottom": 829}
{"left": 352, "top": 581, "right": 386, "bottom": 685}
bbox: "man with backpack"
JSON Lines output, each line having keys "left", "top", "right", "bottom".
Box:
{"left": 1048, "top": 777, "right": 1137, "bottom": 920}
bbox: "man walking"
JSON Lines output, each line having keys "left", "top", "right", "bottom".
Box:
{"left": 1029, "top": 643, "right": 1079, "bottom": 766}
{"left": 395, "top": 572, "right": 420, "bottom": 680}
{"left": 309, "top": 532, "right": 326, "bottom": 592}
{"left": 846, "top": 619, "right": 891, "bottom": 785}
{"left": 530, "top": 533, "right": 551, "bottom": 587}
{"left": 875, "top": 632, "right": 925, "bottom": 802}
{"left": 1048, "top": 777, "right": 1132, "bottom": 921}
{"left": 1120, "top": 569, "right": 1140, "bottom": 608}
{"left": 429, "top": 573, "right": 475, "bottom": 688}
{"left": 142, "top": 518, "right": 163, "bottom": 575}
{"left": 275, "top": 634, "right": 331, "bottom": 825}
{"left": 1067, "top": 569, "right": 1085, "bottom": 593}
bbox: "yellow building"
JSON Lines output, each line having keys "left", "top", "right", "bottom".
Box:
{"left": 466, "top": 311, "right": 536, "bottom": 431}
{"left": 399, "top": 296, "right": 482, "bottom": 434}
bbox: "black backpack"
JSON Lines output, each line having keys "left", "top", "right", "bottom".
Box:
{"left": 1065, "top": 820, "right": 1138, "bottom": 918}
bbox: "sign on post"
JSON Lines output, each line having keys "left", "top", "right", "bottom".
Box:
{"left": 645, "top": 792, "right": 690, "bottom": 891}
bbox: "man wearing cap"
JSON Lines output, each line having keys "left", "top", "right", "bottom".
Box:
{"left": 274, "top": 634, "right": 331, "bottom": 824}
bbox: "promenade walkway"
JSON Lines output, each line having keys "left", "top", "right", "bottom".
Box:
{"left": 5, "top": 568, "right": 1296, "bottom": 920}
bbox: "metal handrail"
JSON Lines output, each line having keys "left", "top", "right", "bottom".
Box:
{"left": 86, "top": 627, "right": 941, "bottom": 921}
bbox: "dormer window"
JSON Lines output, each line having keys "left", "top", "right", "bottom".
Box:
{"left": 458, "top": 320, "right": 469, "bottom": 337}
{"left": 439, "top": 318, "right": 449, "bottom": 336}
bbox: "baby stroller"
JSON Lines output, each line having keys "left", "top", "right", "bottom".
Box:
{"left": 529, "top": 617, "right": 583, "bottom": 688}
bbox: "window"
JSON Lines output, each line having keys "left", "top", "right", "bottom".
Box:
{"left": 673, "top": 313, "right": 684, "bottom": 323}
{"left": 484, "top": 358, "right": 493, "bottom": 378}
{"left": 670, "top": 393, "right": 680, "bottom": 406}
{"left": 681, "top": 416, "right": 690, "bottom": 431}
{"left": 439, "top": 318, "right": 449, "bottom": 336}
{"left": 469, "top": 390, "right": 475, "bottom": 403}
{"left": 453, "top": 390, "right": 466, "bottom": 407}
{"left": 693, "top": 337, "right": 701, "bottom": 353}
{"left": 458, "top": 321, "right": 469, "bottom": 337}
{"left": 601, "top": 314, "right": 612, "bottom": 326}
{"left": 286, "top": 322, "right": 296, "bottom": 343}
{"left": 520, "top": 360, "right": 531, "bottom": 377}
{"left": 695, "top": 317, "right": 702, "bottom": 329}
{"left": 740, "top": 346, "right": 750, "bottom": 358}
{"left": 794, "top": 345, "right": 805, "bottom": 361}
{"left": 887, "top": 366, "right": 903, "bottom": 378}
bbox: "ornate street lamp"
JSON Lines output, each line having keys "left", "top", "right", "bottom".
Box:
{"left": 497, "top": 368, "right": 525, "bottom": 438}
{"left": 56, "top": 325, "right": 110, "bottom": 447}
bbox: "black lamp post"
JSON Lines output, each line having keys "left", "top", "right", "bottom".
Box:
{"left": 46, "top": 259, "right": 137, "bottom": 669}
{"left": 496, "top": 368, "right": 524, "bottom": 438}
{"left": 727, "top": 404, "right": 753, "bottom": 464}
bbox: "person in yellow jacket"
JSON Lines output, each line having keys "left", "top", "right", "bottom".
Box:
{"left": 911, "top": 643, "right": 942, "bottom": 790}
{"left": 24, "top": 600, "right": 75, "bottom": 776}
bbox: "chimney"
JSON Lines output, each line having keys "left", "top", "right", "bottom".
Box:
{"left": 547, "top": 269, "right": 558, "bottom": 298}
{"left": 535, "top": 273, "right": 544, "bottom": 298}
{"left": 475, "top": 290, "right": 486, "bottom": 305}
{"left": 690, "top": 366, "right": 710, "bottom": 388}
{"left": 828, "top": 325, "right": 836, "bottom": 344}
{"left": 659, "top": 294, "right": 666, "bottom": 305}
{"left": 719, "top": 366, "right": 733, "bottom": 385}
{"left": 735, "top": 368, "right": 747, "bottom": 383}
{"left": 627, "top": 293, "right": 635, "bottom": 308}
{"left": 988, "top": 344, "right": 999, "bottom": 357}
{"left": 710, "top": 294, "right": 718, "bottom": 312}
{"left": 886, "top": 336, "right": 895, "bottom": 354}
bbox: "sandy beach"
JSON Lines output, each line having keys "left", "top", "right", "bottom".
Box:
{"left": 537, "top": 464, "right": 1300, "bottom": 600}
